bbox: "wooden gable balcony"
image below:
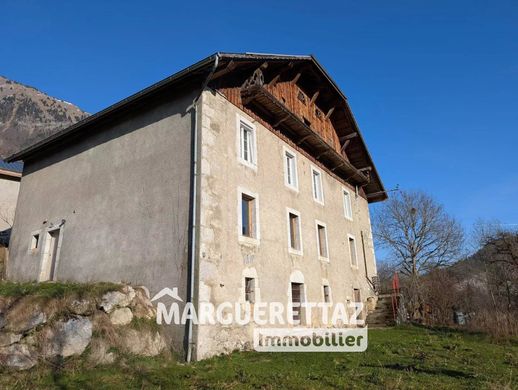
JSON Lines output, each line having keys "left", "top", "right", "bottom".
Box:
{"left": 240, "top": 69, "right": 369, "bottom": 186}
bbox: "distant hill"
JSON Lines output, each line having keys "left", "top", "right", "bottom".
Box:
{"left": 0, "top": 75, "right": 88, "bottom": 159}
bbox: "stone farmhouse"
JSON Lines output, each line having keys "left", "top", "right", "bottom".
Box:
{"left": 5, "top": 53, "right": 386, "bottom": 359}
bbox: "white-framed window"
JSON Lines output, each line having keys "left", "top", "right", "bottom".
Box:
{"left": 311, "top": 166, "right": 324, "bottom": 204}
{"left": 286, "top": 208, "right": 303, "bottom": 255}
{"left": 238, "top": 188, "right": 260, "bottom": 244}
{"left": 237, "top": 116, "right": 257, "bottom": 169}
{"left": 343, "top": 187, "right": 353, "bottom": 220}
{"left": 315, "top": 220, "right": 329, "bottom": 261}
{"left": 283, "top": 146, "right": 298, "bottom": 191}
{"left": 348, "top": 234, "right": 358, "bottom": 267}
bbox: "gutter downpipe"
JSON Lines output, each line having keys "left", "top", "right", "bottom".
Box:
{"left": 186, "top": 53, "right": 219, "bottom": 363}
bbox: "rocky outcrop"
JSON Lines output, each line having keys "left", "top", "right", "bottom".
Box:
{"left": 0, "top": 75, "right": 88, "bottom": 158}
{"left": 0, "top": 284, "right": 164, "bottom": 371}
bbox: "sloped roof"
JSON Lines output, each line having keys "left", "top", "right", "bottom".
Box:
{"left": 0, "top": 160, "right": 23, "bottom": 173}
{"left": 6, "top": 52, "right": 386, "bottom": 201}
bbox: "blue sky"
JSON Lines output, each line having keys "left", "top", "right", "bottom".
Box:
{"left": 2, "top": 0, "right": 517, "bottom": 232}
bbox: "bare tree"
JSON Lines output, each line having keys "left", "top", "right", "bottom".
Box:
{"left": 373, "top": 191, "right": 464, "bottom": 321}
{"left": 0, "top": 206, "right": 15, "bottom": 228}
{"left": 373, "top": 190, "right": 464, "bottom": 276}
{"left": 472, "top": 220, "right": 518, "bottom": 313}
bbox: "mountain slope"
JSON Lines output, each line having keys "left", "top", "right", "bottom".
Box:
{"left": 0, "top": 76, "right": 88, "bottom": 159}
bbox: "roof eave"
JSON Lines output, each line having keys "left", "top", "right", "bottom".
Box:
{"left": 6, "top": 53, "right": 220, "bottom": 162}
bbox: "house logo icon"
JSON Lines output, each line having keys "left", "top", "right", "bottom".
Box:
{"left": 150, "top": 287, "right": 183, "bottom": 302}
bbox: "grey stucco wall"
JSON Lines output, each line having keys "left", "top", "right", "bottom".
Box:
{"left": 194, "top": 90, "right": 379, "bottom": 359}
{"left": 8, "top": 90, "right": 195, "bottom": 303}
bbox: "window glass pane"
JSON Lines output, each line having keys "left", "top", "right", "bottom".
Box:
{"left": 313, "top": 171, "right": 319, "bottom": 199}
{"left": 240, "top": 122, "right": 254, "bottom": 164}
{"left": 242, "top": 128, "right": 248, "bottom": 161}
{"left": 349, "top": 237, "right": 357, "bottom": 266}
{"left": 241, "top": 195, "right": 254, "bottom": 237}
{"left": 286, "top": 154, "right": 292, "bottom": 184}
{"left": 289, "top": 213, "right": 300, "bottom": 250}
{"left": 344, "top": 190, "right": 352, "bottom": 219}
{"left": 318, "top": 225, "right": 327, "bottom": 257}
{"left": 245, "top": 277, "right": 255, "bottom": 302}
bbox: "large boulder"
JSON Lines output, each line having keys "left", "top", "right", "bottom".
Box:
{"left": 109, "top": 308, "right": 133, "bottom": 326}
{"left": 5, "top": 311, "right": 46, "bottom": 334}
{"left": 120, "top": 329, "right": 166, "bottom": 357}
{"left": 0, "top": 343, "right": 36, "bottom": 370}
{"left": 42, "top": 316, "right": 92, "bottom": 358}
{"left": 99, "top": 286, "right": 135, "bottom": 313}
{"left": 129, "top": 287, "right": 156, "bottom": 320}
{"left": 0, "top": 332, "right": 22, "bottom": 347}
{"left": 68, "top": 299, "right": 94, "bottom": 316}
{"left": 88, "top": 338, "right": 116, "bottom": 365}
{"left": 0, "top": 296, "right": 15, "bottom": 315}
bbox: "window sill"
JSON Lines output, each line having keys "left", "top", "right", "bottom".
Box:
{"left": 285, "top": 184, "right": 299, "bottom": 193}
{"left": 238, "top": 158, "right": 258, "bottom": 172}
{"left": 313, "top": 198, "right": 325, "bottom": 206}
{"left": 319, "top": 256, "right": 330, "bottom": 263}
{"left": 288, "top": 248, "right": 303, "bottom": 256}
{"left": 238, "top": 235, "right": 260, "bottom": 246}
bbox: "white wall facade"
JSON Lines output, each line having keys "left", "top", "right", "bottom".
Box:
{"left": 194, "top": 90, "right": 378, "bottom": 359}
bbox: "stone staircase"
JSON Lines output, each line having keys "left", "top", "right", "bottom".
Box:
{"left": 366, "top": 294, "right": 397, "bottom": 328}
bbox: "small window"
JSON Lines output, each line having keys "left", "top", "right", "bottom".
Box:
{"left": 323, "top": 285, "right": 331, "bottom": 303}
{"left": 288, "top": 211, "right": 302, "bottom": 253}
{"left": 245, "top": 277, "right": 256, "bottom": 303}
{"left": 349, "top": 236, "right": 358, "bottom": 267}
{"left": 311, "top": 167, "right": 324, "bottom": 204}
{"left": 316, "top": 223, "right": 328, "bottom": 259}
{"left": 303, "top": 117, "right": 311, "bottom": 127}
{"left": 241, "top": 194, "right": 256, "bottom": 238}
{"left": 315, "top": 108, "right": 322, "bottom": 119}
{"left": 30, "top": 233, "right": 40, "bottom": 251}
{"left": 284, "top": 148, "right": 298, "bottom": 190}
{"left": 238, "top": 119, "right": 256, "bottom": 167}
{"left": 343, "top": 189, "right": 353, "bottom": 220}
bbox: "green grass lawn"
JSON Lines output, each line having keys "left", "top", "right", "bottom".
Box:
{"left": 2, "top": 325, "right": 517, "bottom": 389}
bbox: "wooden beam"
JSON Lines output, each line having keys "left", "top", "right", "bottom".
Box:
{"left": 268, "top": 74, "right": 281, "bottom": 87}
{"left": 340, "top": 132, "right": 358, "bottom": 142}
{"left": 316, "top": 150, "right": 330, "bottom": 160}
{"left": 273, "top": 114, "right": 290, "bottom": 127}
{"left": 325, "top": 106, "right": 335, "bottom": 119}
{"left": 331, "top": 162, "right": 346, "bottom": 172}
{"left": 291, "top": 72, "right": 301, "bottom": 84}
{"left": 340, "top": 139, "right": 351, "bottom": 153}
{"left": 310, "top": 90, "right": 320, "bottom": 104}
{"left": 296, "top": 134, "right": 313, "bottom": 145}
{"left": 212, "top": 60, "right": 236, "bottom": 79}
